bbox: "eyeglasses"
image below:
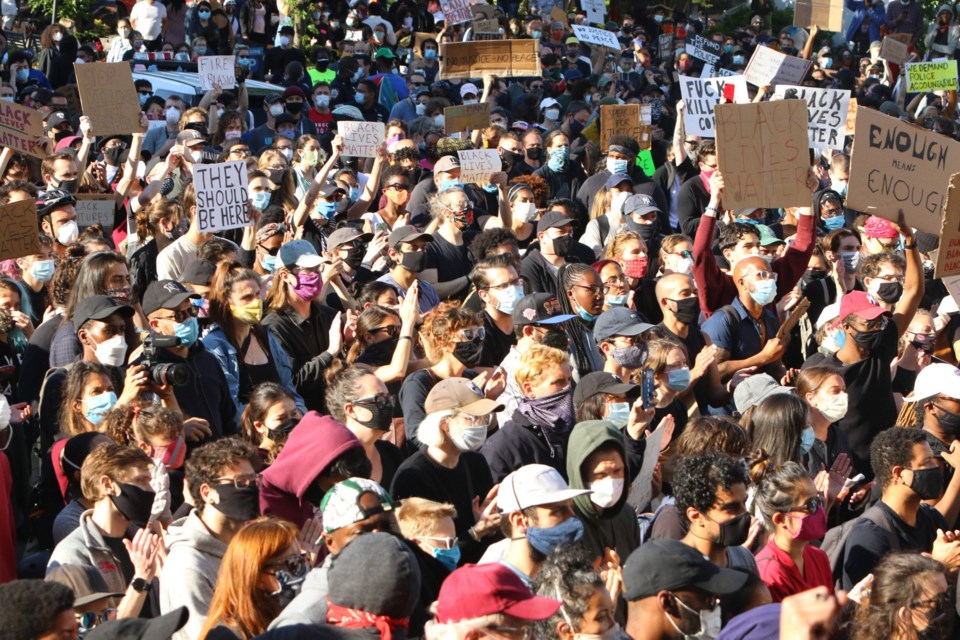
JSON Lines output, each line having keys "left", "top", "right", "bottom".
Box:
{"left": 371, "top": 324, "right": 401, "bottom": 337}
{"left": 874, "top": 274, "right": 905, "bottom": 284}
{"left": 386, "top": 183, "right": 410, "bottom": 191}
{"left": 230, "top": 147, "right": 251, "bottom": 156}
{"left": 417, "top": 535, "right": 458, "bottom": 549}
{"left": 156, "top": 306, "right": 199, "bottom": 323}
{"left": 213, "top": 473, "right": 262, "bottom": 489}
{"left": 266, "top": 552, "right": 309, "bottom": 580}
{"left": 258, "top": 243, "right": 281, "bottom": 256}
{"left": 77, "top": 609, "right": 118, "bottom": 632}
{"left": 486, "top": 625, "right": 534, "bottom": 640}
{"left": 458, "top": 327, "right": 486, "bottom": 342}
{"left": 352, "top": 394, "right": 396, "bottom": 411}
{"left": 573, "top": 284, "right": 605, "bottom": 297}
{"left": 850, "top": 315, "right": 888, "bottom": 332}
{"left": 454, "top": 411, "right": 493, "bottom": 428}
{"left": 749, "top": 271, "right": 778, "bottom": 281}
{"left": 487, "top": 278, "right": 523, "bottom": 292}
{"left": 610, "top": 335, "right": 645, "bottom": 347}
{"left": 911, "top": 591, "right": 951, "bottom": 610}
{"left": 780, "top": 496, "right": 823, "bottom": 515}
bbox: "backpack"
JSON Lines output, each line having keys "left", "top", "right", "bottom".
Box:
{"left": 820, "top": 503, "right": 901, "bottom": 589}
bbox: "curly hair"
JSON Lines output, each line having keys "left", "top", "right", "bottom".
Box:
{"left": 469, "top": 229, "right": 520, "bottom": 262}
{"left": 672, "top": 453, "right": 748, "bottom": 527}
{"left": 0, "top": 580, "right": 75, "bottom": 638}
{"left": 185, "top": 437, "right": 258, "bottom": 511}
{"left": 508, "top": 173, "right": 550, "bottom": 208}
{"left": 533, "top": 544, "right": 605, "bottom": 638}
{"left": 853, "top": 553, "right": 946, "bottom": 640}
{"left": 719, "top": 222, "right": 760, "bottom": 252}
{"left": 871, "top": 427, "right": 929, "bottom": 489}
{"left": 419, "top": 301, "right": 481, "bottom": 363}
{"left": 859, "top": 251, "right": 906, "bottom": 280}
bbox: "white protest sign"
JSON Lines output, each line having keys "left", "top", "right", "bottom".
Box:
{"left": 774, "top": 85, "right": 850, "bottom": 149}
{"left": 571, "top": 25, "right": 620, "bottom": 50}
{"left": 338, "top": 121, "right": 385, "bottom": 158}
{"left": 74, "top": 195, "right": 116, "bottom": 229}
{"left": 679, "top": 76, "right": 749, "bottom": 136}
{"left": 194, "top": 161, "right": 250, "bottom": 233}
{"left": 582, "top": 0, "right": 605, "bottom": 24}
{"left": 744, "top": 46, "right": 813, "bottom": 87}
{"left": 457, "top": 149, "right": 501, "bottom": 185}
{"left": 198, "top": 55, "right": 236, "bottom": 90}
{"left": 629, "top": 418, "right": 667, "bottom": 511}
{"left": 440, "top": 0, "right": 473, "bottom": 25}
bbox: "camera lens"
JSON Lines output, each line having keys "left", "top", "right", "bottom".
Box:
{"left": 149, "top": 363, "right": 189, "bottom": 386}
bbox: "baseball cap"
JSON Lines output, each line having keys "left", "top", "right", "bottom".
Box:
{"left": 46, "top": 564, "right": 123, "bottom": 608}
{"left": 864, "top": 215, "right": 899, "bottom": 239}
{"left": 622, "top": 539, "right": 749, "bottom": 601}
{"left": 84, "top": 607, "right": 189, "bottom": 640}
{"left": 277, "top": 239, "right": 324, "bottom": 270}
{"left": 815, "top": 301, "right": 841, "bottom": 330}
{"left": 512, "top": 293, "right": 576, "bottom": 326}
{"left": 388, "top": 225, "right": 433, "bottom": 249}
{"left": 320, "top": 478, "right": 395, "bottom": 533}
{"left": 435, "top": 563, "right": 562, "bottom": 623}
{"left": 176, "top": 129, "right": 205, "bottom": 147}
{"left": 328, "top": 226, "right": 373, "bottom": 249}
{"left": 275, "top": 113, "right": 298, "bottom": 126}
{"left": 537, "top": 210, "right": 573, "bottom": 234}
{"left": 879, "top": 100, "right": 904, "bottom": 118}
{"left": 74, "top": 295, "right": 134, "bottom": 330}
{"left": 181, "top": 259, "right": 217, "bottom": 286}
{"left": 623, "top": 193, "right": 660, "bottom": 216}
{"left": 912, "top": 362, "right": 960, "bottom": 402}
{"left": 498, "top": 464, "right": 591, "bottom": 513}
{"left": 756, "top": 224, "right": 783, "bottom": 246}
{"left": 425, "top": 377, "right": 504, "bottom": 416}
{"left": 732, "top": 373, "right": 792, "bottom": 414}
{"left": 55, "top": 135, "right": 82, "bottom": 152}
{"left": 539, "top": 97, "right": 560, "bottom": 110}
{"left": 573, "top": 371, "right": 639, "bottom": 407}
{"left": 838, "top": 290, "right": 890, "bottom": 322}
{"left": 374, "top": 47, "right": 397, "bottom": 59}
{"left": 319, "top": 182, "right": 347, "bottom": 198}
{"left": 604, "top": 172, "right": 634, "bottom": 190}
{"left": 434, "top": 155, "right": 461, "bottom": 173}
{"left": 593, "top": 307, "right": 655, "bottom": 342}
{"left": 459, "top": 82, "right": 479, "bottom": 97}
{"left": 142, "top": 280, "right": 199, "bottom": 316}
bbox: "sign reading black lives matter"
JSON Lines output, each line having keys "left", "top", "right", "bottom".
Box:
{"left": 847, "top": 106, "right": 960, "bottom": 235}
{"left": 194, "top": 161, "right": 250, "bottom": 233}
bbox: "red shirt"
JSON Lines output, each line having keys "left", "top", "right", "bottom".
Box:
{"left": 755, "top": 539, "right": 833, "bottom": 603}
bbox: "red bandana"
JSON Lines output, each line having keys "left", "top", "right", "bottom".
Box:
{"left": 326, "top": 599, "right": 410, "bottom": 640}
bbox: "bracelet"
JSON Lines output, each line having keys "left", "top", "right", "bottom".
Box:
{"left": 904, "top": 242, "right": 917, "bottom": 249}
{"left": 705, "top": 206, "right": 719, "bottom": 214}
{"left": 468, "top": 526, "right": 480, "bottom": 541}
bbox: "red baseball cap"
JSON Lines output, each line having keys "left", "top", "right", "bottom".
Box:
{"left": 434, "top": 564, "right": 562, "bottom": 623}
{"left": 838, "top": 291, "right": 889, "bottom": 322}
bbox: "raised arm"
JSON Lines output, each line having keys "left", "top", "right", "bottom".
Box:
{"left": 346, "top": 142, "right": 386, "bottom": 220}
{"left": 892, "top": 209, "right": 923, "bottom": 337}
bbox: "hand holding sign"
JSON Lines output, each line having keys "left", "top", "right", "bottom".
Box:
{"left": 338, "top": 121, "right": 385, "bottom": 158}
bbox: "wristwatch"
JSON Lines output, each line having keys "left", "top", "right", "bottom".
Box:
{"left": 130, "top": 577, "right": 149, "bottom": 593}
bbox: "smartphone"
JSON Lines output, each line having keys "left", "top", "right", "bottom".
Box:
{"left": 374, "top": 222, "right": 388, "bottom": 235}
{"left": 641, "top": 369, "right": 656, "bottom": 409}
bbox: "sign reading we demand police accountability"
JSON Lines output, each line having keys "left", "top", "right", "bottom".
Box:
{"left": 194, "top": 161, "right": 250, "bottom": 233}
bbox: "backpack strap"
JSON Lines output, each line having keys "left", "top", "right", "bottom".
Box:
{"left": 597, "top": 215, "right": 610, "bottom": 248}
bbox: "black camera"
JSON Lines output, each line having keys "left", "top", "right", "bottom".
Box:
{"left": 142, "top": 335, "right": 190, "bottom": 387}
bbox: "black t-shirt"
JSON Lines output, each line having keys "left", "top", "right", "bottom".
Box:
{"left": 478, "top": 309, "right": 516, "bottom": 368}
{"left": 24, "top": 284, "right": 48, "bottom": 328}
{"left": 655, "top": 323, "right": 710, "bottom": 415}
{"left": 0, "top": 339, "right": 19, "bottom": 402}
{"left": 424, "top": 233, "right": 476, "bottom": 299}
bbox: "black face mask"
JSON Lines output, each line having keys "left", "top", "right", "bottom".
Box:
{"left": 670, "top": 296, "right": 701, "bottom": 325}
{"left": 110, "top": 482, "right": 156, "bottom": 528}
{"left": 267, "top": 417, "right": 299, "bottom": 442}
{"left": 56, "top": 177, "right": 79, "bottom": 193}
{"left": 852, "top": 327, "right": 885, "bottom": 352}
{"left": 632, "top": 221, "right": 660, "bottom": 242}
{"left": 501, "top": 149, "right": 523, "bottom": 168}
{"left": 453, "top": 339, "right": 484, "bottom": 367}
{"left": 54, "top": 129, "right": 73, "bottom": 142}
{"left": 568, "top": 120, "right": 584, "bottom": 139}
{"left": 104, "top": 144, "right": 128, "bottom": 166}
{"left": 933, "top": 404, "right": 960, "bottom": 436}
{"left": 874, "top": 281, "right": 903, "bottom": 304}
{"left": 714, "top": 511, "right": 751, "bottom": 547}
{"left": 526, "top": 147, "right": 544, "bottom": 162}
{"left": 267, "top": 168, "right": 286, "bottom": 185}
{"left": 909, "top": 466, "right": 944, "bottom": 500}
{"left": 211, "top": 482, "right": 261, "bottom": 521}
{"left": 357, "top": 337, "right": 398, "bottom": 366}
{"left": 539, "top": 326, "right": 570, "bottom": 351}
{"left": 803, "top": 269, "right": 828, "bottom": 284}
{"left": 286, "top": 101, "right": 304, "bottom": 114}
{"left": 400, "top": 250, "right": 425, "bottom": 273}
{"left": 549, "top": 234, "right": 573, "bottom": 258}
{"left": 350, "top": 395, "right": 396, "bottom": 431}
{"left": 343, "top": 246, "right": 365, "bottom": 270}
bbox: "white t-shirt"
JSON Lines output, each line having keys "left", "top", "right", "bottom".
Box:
{"left": 130, "top": 0, "right": 167, "bottom": 40}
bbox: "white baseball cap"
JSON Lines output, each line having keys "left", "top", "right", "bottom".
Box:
{"left": 912, "top": 362, "right": 960, "bottom": 402}
{"left": 539, "top": 97, "right": 560, "bottom": 111}
{"left": 498, "top": 464, "right": 590, "bottom": 513}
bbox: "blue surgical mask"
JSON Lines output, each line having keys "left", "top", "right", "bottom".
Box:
{"left": 733, "top": 54, "right": 745, "bottom": 65}
{"left": 15, "top": 68, "right": 29, "bottom": 82}
{"left": 823, "top": 215, "right": 846, "bottom": 231}
{"left": 318, "top": 199, "right": 338, "bottom": 218}
{"left": 260, "top": 253, "right": 277, "bottom": 272}
{"left": 439, "top": 179, "right": 463, "bottom": 192}
{"left": 749, "top": 279, "right": 777, "bottom": 306}
{"left": 194, "top": 46, "right": 207, "bottom": 56}
{"left": 800, "top": 426, "right": 816, "bottom": 454}
{"left": 31, "top": 259, "right": 56, "bottom": 282}
{"left": 279, "top": 129, "right": 295, "bottom": 139}
{"left": 482, "top": 183, "right": 498, "bottom": 193}
{"left": 251, "top": 191, "right": 272, "bottom": 211}
{"left": 84, "top": 391, "right": 118, "bottom": 426}
{"left": 735, "top": 217, "right": 761, "bottom": 226}
{"left": 493, "top": 285, "right": 524, "bottom": 314}
{"left": 526, "top": 516, "right": 584, "bottom": 556}
{"left": 606, "top": 157, "right": 629, "bottom": 174}
{"left": 431, "top": 545, "right": 461, "bottom": 572}
{"left": 576, "top": 303, "right": 598, "bottom": 322}
{"left": 606, "top": 293, "right": 627, "bottom": 307}
{"left": 531, "top": 30, "right": 542, "bottom": 39}
{"left": 139, "top": 92, "right": 149, "bottom": 106}
{"left": 667, "top": 367, "right": 691, "bottom": 392}
{"left": 724, "top": 44, "right": 733, "bottom": 53}
{"left": 606, "top": 401, "right": 630, "bottom": 426}
{"left": 840, "top": 251, "right": 861, "bottom": 272}
{"left": 349, "top": 186, "right": 360, "bottom": 202}
{"left": 198, "top": 9, "right": 211, "bottom": 19}
{"left": 424, "top": 48, "right": 437, "bottom": 59}
{"left": 174, "top": 316, "right": 200, "bottom": 347}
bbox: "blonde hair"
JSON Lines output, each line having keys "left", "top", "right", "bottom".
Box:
{"left": 602, "top": 229, "right": 646, "bottom": 260}
{"left": 80, "top": 443, "right": 152, "bottom": 502}
{"left": 419, "top": 301, "right": 481, "bottom": 362}
{"left": 396, "top": 497, "right": 457, "bottom": 539}
{"left": 515, "top": 345, "right": 568, "bottom": 388}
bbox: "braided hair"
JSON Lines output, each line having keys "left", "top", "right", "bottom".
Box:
{"left": 557, "top": 263, "right": 597, "bottom": 377}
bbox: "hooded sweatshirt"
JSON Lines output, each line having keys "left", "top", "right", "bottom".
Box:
{"left": 160, "top": 510, "right": 229, "bottom": 640}
{"left": 260, "top": 412, "right": 364, "bottom": 527}
{"left": 566, "top": 421, "right": 640, "bottom": 564}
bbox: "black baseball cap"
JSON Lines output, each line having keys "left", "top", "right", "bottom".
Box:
{"left": 593, "top": 307, "right": 655, "bottom": 342}
{"left": 328, "top": 226, "right": 373, "bottom": 249}
{"left": 623, "top": 193, "right": 661, "bottom": 216}
{"left": 573, "top": 371, "right": 640, "bottom": 407}
{"left": 181, "top": 259, "right": 217, "bottom": 286}
{"left": 142, "top": 280, "right": 199, "bottom": 316}
{"left": 623, "top": 539, "right": 750, "bottom": 601}
{"left": 512, "top": 293, "right": 576, "bottom": 326}
{"left": 74, "top": 295, "right": 134, "bottom": 330}
{"left": 84, "top": 606, "right": 189, "bottom": 640}
{"left": 388, "top": 225, "right": 433, "bottom": 249}
{"left": 536, "top": 211, "right": 574, "bottom": 234}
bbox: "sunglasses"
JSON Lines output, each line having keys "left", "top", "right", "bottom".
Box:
{"left": 780, "top": 496, "right": 823, "bottom": 515}
{"left": 352, "top": 394, "right": 397, "bottom": 411}
{"left": 371, "top": 324, "right": 400, "bottom": 337}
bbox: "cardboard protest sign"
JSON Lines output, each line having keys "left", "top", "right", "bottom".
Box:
{"left": 0, "top": 199, "right": 42, "bottom": 261}
{"left": 338, "top": 121, "right": 385, "bottom": 158}
{"left": 793, "top": 0, "right": 842, "bottom": 31}
{"left": 0, "top": 100, "right": 47, "bottom": 158}
{"left": 935, "top": 173, "right": 960, "bottom": 278}
{"left": 472, "top": 18, "right": 500, "bottom": 34}
{"left": 887, "top": 33, "right": 913, "bottom": 45}
{"left": 440, "top": 0, "right": 473, "bottom": 25}
{"left": 571, "top": 25, "right": 620, "bottom": 50}
{"left": 846, "top": 98, "right": 858, "bottom": 135}
{"left": 194, "top": 161, "right": 249, "bottom": 233}
{"left": 440, "top": 40, "right": 539, "bottom": 80}
{"left": 600, "top": 104, "right": 651, "bottom": 150}
{"left": 74, "top": 195, "right": 117, "bottom": 229}
{"left": 582, "top": 0, "right": 605, "bottom": 24}
{"left": 198, "top": 55, "right": 236, "bottom": 90}
{"left": 679, "top": 76, "right": 749, "bottom": 136}
{"left": 471, "top": 3, "right": 496, "bottom": 18}
{"left": 444, "top": 103, "right": 491, "bottom": 134}
{"left": 743, "top": 46, "right": 813, "bottom": 88}
{"left": 685, "top": 33, "right": 721, "bottom": 64}
{"left": 550, "top": 6, "right": 570, "bottom": 30}
{"left": 637, "top": 149, "right": 656, "bottom": 177}
{"left": 774, "top": 86, "right": 850, "bottom": 150}
{"left": 457, "top": 149, "right": 501, "bottom": 184}
{"left": 715, "top": 100, "right": 810, "bottom": 209}
{"left": 74, "top": 62, "right": 142, "bottom": 136}
{"left": 906, "top": 61, "right": 959, "bottom": 92}
{"left": 879, "top": 36, "right": 909, "bottom": 64}
{"left": 847, "top": 106, "right": 960, "bottom": 234}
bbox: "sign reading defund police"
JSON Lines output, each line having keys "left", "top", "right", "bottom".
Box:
{"left": 847, "top": 106, "right": 960, "bottom": 235}
{"left": 194, "top": 161, "right": 250, "bottom": 233}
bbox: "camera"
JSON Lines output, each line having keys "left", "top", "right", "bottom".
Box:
{"left": 142, "top": 335, "right": 190, "bottom": 387}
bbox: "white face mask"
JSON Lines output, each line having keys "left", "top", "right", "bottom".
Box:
{"left": 462, "top": 98, "right": 478, "bottom": 105}
{"left": 513, "top": 201, "right": 538, "bottom": 223}
{"left": 433, "top": 114, "right": 445, "bottom": 128}
{"left": 279, "top": 35, "right": 291, "bottom": 46}
{"left": 673, "top": 256, "right": 694, "bottom": 275}
{"left": 545, "top": 107, "right": 561, "bottom": 121}
{"left": 280, "top": 148, "right": 293, "bottom": 161}
{"left": 93, "top": 334, "right": 128, "bottom": 367}
{"left": 588, "top": 477, "right": 624, "bottom": 509}
{"left": 448, "top": 421, "right": 488, "bottom": 452}
{"left": 269, "top": 103, "right": 285, "bottom": 117}
{"left": 165, "top": 107, "right": 181, "bottom": 125}
{"left": 57, "top": 220, "right": 79, "bottom": 245}
{"left": 816, "top": 391, "right": 849, "bottom": 423}
{"left": 668, "top": 597, "right": 722, "bottom": 640}
{"left": 415, "top": 103, "right": 427, "bottom": 116}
